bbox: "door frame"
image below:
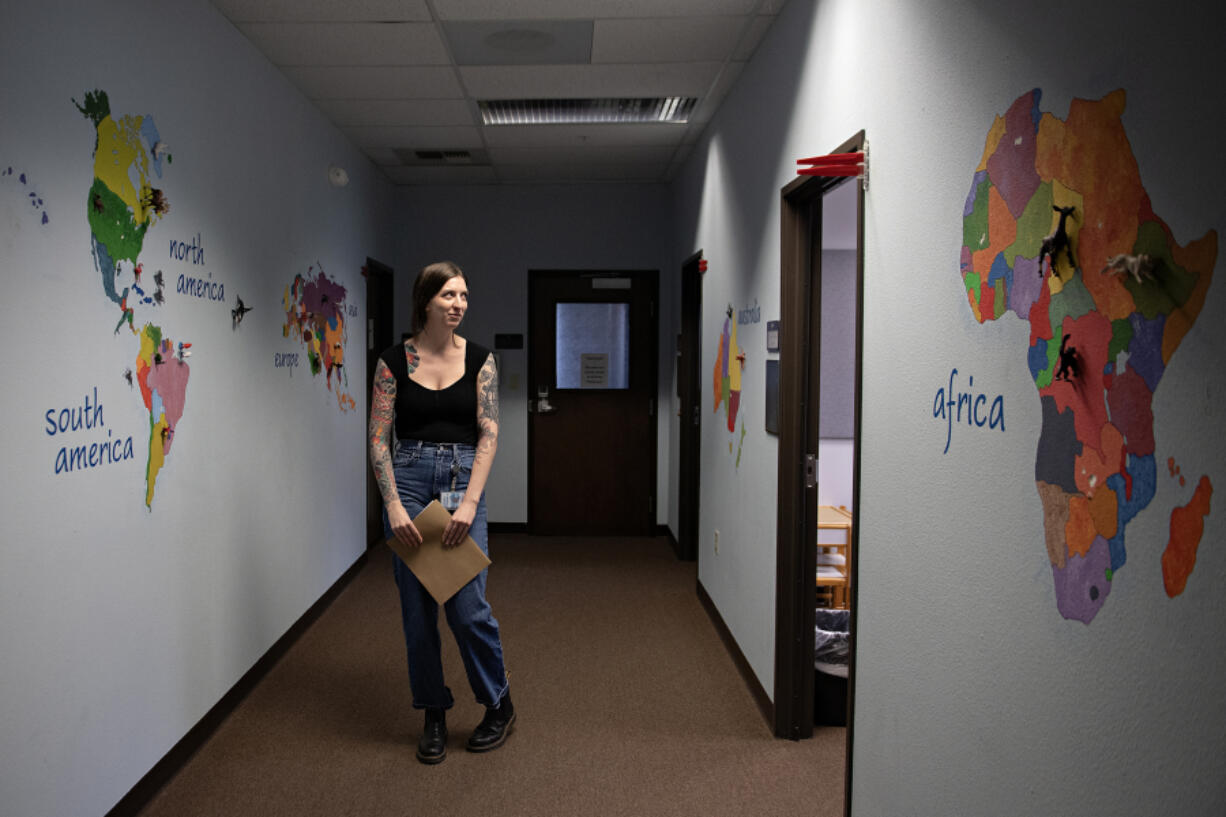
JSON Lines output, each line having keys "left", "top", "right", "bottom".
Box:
{"left": 526, "top": 269, "right": 659, "bottom": 535}
{"left": 774, "top": 129, "right": 865, "bottom": 786}
{"left": 675, "top": 251, "right": 704, "bottom": 561}
{"left": 365, "top": 258, "right": 395, "bottom": 548}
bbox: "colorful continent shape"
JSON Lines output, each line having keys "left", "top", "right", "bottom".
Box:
{"left": 79, "top": 89, "right": 187, "bottom": 509}
{"left": 283, "top": 266, "right": 355, "bottom": 412}
{"left": 961, "top": 89, "right": 1217, "bottom": 622}
{"left": 711, "top": 308, "right": 742, "bottom": 433}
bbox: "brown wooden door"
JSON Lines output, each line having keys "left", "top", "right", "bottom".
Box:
{"left": 528, "top": 270, "right": 658, "bottom": 535}
{"left": 676, "top": 253, "right": 703, "bottom": 560}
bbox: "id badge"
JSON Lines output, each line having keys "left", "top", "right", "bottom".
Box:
{"left": 440, "top": 490, "right": 464, "bottom": 512}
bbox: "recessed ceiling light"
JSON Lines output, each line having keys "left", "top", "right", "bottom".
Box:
{"left": 480, "top": 98, "right": 696, "bottom": 125}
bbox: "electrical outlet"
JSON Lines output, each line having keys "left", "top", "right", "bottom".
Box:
{"left": 713, "top": 529, "right": 720, "bottom": 554}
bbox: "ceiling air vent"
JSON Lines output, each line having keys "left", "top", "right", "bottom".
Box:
{"left": 394, "top": 148, "right": 490, "bottom": 166}
{"left": 479, "top": 97, "right": 696, "bottom": 126}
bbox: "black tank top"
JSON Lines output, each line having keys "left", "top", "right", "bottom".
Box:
{"left": 380, "top": 340, "right": 490, "bottom": 445}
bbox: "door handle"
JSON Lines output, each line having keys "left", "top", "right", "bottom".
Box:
{"left": 535, "top": 389, "right": 556, "bottom": 414}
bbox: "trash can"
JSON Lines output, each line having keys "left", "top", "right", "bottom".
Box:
{"left": 814, "top": 608, "right": 849, "bottom": 726}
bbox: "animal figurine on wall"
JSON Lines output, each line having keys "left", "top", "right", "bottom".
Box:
{"left": 1054, "top": 333, "right": 1080, "bottom": 382}
{"left": 140, "top": 186, "right": 169, "bottom": 216}
{"left": 1101, "top": 253, "right": 1157, "bottom": 283}
{"left": 232, "top": 295, "right": 252, "bottom": 329}
{"left": 1038, "top": 205, "right": 1078, "bottom": 278}
{"left": 152, "top": 269, "right": 166, "bottom": 305}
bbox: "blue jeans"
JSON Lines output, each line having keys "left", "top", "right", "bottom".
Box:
{"left": 384, "top": 440, "right": 509, "bottom": 710}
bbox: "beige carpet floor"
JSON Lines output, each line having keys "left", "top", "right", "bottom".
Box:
{"left": 134, "top": 534, "right": 846, "bottom": 817}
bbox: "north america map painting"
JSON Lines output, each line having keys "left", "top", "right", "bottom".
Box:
{"left": 961, "top": 89, "right": 1216, "bottom": 623}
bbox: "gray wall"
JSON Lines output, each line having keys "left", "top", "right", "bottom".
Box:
{"left": 393, "top": 183, "right": 675, "bottom": 525}
{"left": 668, "top": 0, "right": 1226, "bottom": 815}
{"left": 0, "top": 1, "right": 399, "bottom": 814}
{"left": 5, "top": 1, "right": 1226, "bottom": 815}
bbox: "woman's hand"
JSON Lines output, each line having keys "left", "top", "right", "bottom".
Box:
{"left": 387, "top": 502, "right": 423, "bottom": 548}
{"left": 442, "top": 497, "right": 478, "bottom": 548}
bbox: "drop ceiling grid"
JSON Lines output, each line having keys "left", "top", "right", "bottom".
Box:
{"left": 208, "top": 0, "right": 783, "bottom": 184}
{"left": 430, "top": 0, "right": 767, "bottom": 20}
{"left": 279, "top": 65, "right": 466, "bottom": 100}
{"left": 235, "top": 22, "right": 450, "bottom": 65}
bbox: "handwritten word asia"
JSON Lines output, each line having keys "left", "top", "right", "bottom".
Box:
{"left": 932, "top": 368, "right": 1005, "bottom": 454}
{"left": 45, "top": 387, "right": 135, "bottom": 473}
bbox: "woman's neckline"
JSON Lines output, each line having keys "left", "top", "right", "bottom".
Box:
{"left": 405, "top": 336, "right": 467, "bottom": 392}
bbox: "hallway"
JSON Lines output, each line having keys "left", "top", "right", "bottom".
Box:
{"left": 132, "top": 536, "right": 845, "bottom": 817}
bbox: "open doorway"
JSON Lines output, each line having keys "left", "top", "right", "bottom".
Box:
{"left": 774, "top": 131, "right": 865, "bottom": 806}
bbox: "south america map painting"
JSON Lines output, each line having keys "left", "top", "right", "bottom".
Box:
{"left": 961, "top": 89, "right": 1216, "bottom": 622}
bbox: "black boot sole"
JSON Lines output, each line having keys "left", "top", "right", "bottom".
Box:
{"left": 416, "top": 747, "right": 447, "bottom": 765}
{"left": 465, "top": 711, "right": 517, "bottom": 753}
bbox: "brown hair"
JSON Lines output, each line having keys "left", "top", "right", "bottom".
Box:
{"left": 411, "top": 261, "right": 467, "bottom": 334}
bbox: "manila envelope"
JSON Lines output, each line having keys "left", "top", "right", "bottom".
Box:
{"left": 386, "top": 500, "right": 490, "bottom": 604}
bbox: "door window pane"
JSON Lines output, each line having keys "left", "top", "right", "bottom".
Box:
{"left": 556, "top": 302, "right": 630, "bottom": 389}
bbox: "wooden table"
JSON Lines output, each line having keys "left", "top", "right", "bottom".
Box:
{"left": 816, "top": 505, "right": 852, "bottom": 609}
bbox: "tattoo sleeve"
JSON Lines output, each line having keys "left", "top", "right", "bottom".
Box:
{"left": 461, "top": 353, "right": 500, "bottom": 506}
{"left": 368, "top": 357, "right": 400, "bottom": 507}
{"left": 404, "top": 341, "right": 419, "bottom": 376}
{"left": 476, "top": 353, "right": 500, "bottom": 451}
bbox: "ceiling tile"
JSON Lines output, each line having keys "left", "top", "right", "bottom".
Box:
{"left": 444, "top": 20, "right": 593, "bottom": 66}
{"left": 433, "top": 0, "right": 762, "bottom": 20}
{"left": 460, "top": 62, "right": 723, "bottom": 99}
{"left": 488, "top": 144, "right": 678, "bottom": 164}
{"left": 209, "top": 0, "right": 431, "bottom": 22}
{"left": 497, "top": 163, "right": 669, "bottom": 183}
{"left": 592, "top": 17, "right": 747, "bottom": 64}
{"left": 279, "top": 66, "right": 464, "bottom": 99}
{"left": 483, "top": 123, "right": 687, "bottom": 148}
{"left": 342, "top": 125, "right": 484, "bottom": 150}
{"left": 315, "top": 98, "right": 474, "bottom": 127}
{"left": 237, "top": 22, "right": 448, "bottom": 66}
{"left": 382, "top": 165, "right": 499, "bottom": 185}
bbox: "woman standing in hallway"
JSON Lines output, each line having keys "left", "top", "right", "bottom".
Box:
{"left": 368, "top": 261, "right": 514, "bottom": 765}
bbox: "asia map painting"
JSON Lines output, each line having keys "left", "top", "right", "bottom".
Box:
{"left": 961, "top": 89, "right": 1216, "bottom": 622}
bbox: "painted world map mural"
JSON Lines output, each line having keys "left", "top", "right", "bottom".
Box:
{"left": 76, "top": 89, "right": 190, "bottom": 509}
{"left": 961, "top": 88, "right": 1217, "bottom": 623}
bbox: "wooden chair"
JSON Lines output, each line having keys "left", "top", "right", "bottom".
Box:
{"left": 816, "top": 505, "right": 852, "bottom": 609}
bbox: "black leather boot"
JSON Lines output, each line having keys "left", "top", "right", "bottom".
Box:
{"left": 416, "top": 707, "right": 447, "bottom": 764}
{"left": 465, "top": 692, "right": 516, "bottom": 752}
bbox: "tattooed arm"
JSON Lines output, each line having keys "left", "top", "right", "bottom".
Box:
{"left": 443, "top": 352, "right": 499, "bottom": 545}
{"left": 369, "top": 356, "right": 421, "bottom": 547}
